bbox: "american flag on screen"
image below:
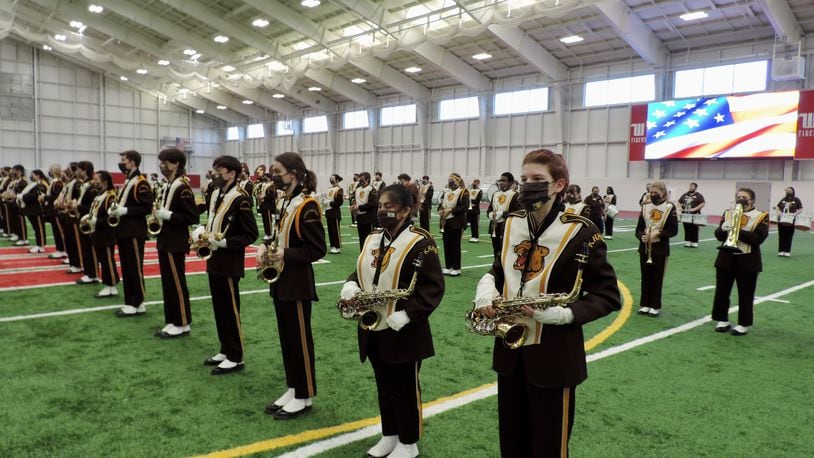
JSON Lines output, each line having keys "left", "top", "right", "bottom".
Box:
{"left": 644, "top": 91, "right": 800, "bottom": 159}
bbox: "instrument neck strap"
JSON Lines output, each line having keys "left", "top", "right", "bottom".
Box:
{"left": 372, "top": 231, "right": 398, "bottom": 291}
{"left": 517, "top": 212, "right": 552, "bottom": 298}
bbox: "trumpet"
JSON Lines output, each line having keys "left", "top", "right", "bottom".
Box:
{"left": 336, "top": 254, "right": 425, "bottom": 330}
{"left": 465, "top": 246, "right": 587, "bottom": 349}
{"left": 147, "top": 183, "right": 164, "bottom": 237}
{"left": 719, "top": 203, "right": 744, "bottom": 253}
{"left": 645, "top": 223, "right": 654, "bottom": 264}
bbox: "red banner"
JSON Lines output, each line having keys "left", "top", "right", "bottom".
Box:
{"left": 796, "top": 89, "right": 814, "bottom": 159}
{"left": 628, "top": 104, "right": 647, "bottom": 161}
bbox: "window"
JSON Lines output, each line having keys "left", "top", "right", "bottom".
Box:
{"left": 674, "top": 60, "right": 768, "bottom": 98}
{"left": 303, "top": 115, "right": 328, "bottom": 133}
{"left": 226, "top": 126, "right": 239, "bottom": 141}
{"left": 494, "top": 88, "right": 549, "bottom": 115}
{"left": 584, "top": 74, "right": 655, "bottom": 107}
{"left": 275, "top": 120, "right": 293, "bottom": 136}
{"left": 381, "top": 104, "right": 417, "bottom": 126}
{"left": 343, "top": 110, "right": 369, "bottom": 129}
{"left": 439, "top": 96, "right": 479, "bottom": 120}
{"left": 247, "top": 123, "right": 265, "bottom": 139}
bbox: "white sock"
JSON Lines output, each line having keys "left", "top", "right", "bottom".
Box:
{"left": 281, "top": 397, "right": 310, "bottom": 413}
{"left": 210, "top": 353, "right": 227, "bottom": 362}
{"left": 274, "top": 388, "right": 295, "bottom": 407}
{"left": 716, "top": 321, "right": 730, "bottom": 329}
{"left": 733, "top": 325, "right": 749, "bottom": 333}
{"left": 366, "top": 435, "right": 397, "bottom": 457}
{"left": 388, "top": 442, "right": 418, "bottom": 458}
{"left": 217, "top": 358, "right": 241, "bottom": 369}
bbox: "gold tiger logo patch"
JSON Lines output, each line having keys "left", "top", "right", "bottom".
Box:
{"left": 650, "top": 209, "right": 663, "bottom": 222}
{"left": 498, "top": 194, "right": 507, "bottom": 205}
{"left": 512, "top": 241, "right": 550, "bottom": 282}
{"left": 371, "top": 247, "right": 396, "bottom": 270}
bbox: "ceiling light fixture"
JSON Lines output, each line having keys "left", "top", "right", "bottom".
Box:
{"left": 136, "top": 69, "right": 148, "bottom": 75}
{"left": 308, "top": 86, "right": 321, "bottom": 91}
{"left": 213, "top": 35, "right": 230, "bottom": 43}
{"left": 120, "top": 76, "right": 128, "bottom": 81}
{"left": 88, "top": 5, "right": 104, "bottom": 14}
{"left": 216, "top": 105, "right": 227, "bottom": 110}
{"left": 190, "top": 53, "right": 202, "bottom": 60}
{"left": 42, "top": 44, "right": 52, "bottom": 51}
{"left": 680, "top": 11, "right": 708, "bottom": 21}
{"left": 404, "top": 66, "right": 421, "bottom": 73}
{"left": 69, "top": 21, "right": 84, "bottom": 29}
{"left": 196, "top": 109, "right": 205, "bottom": 114}
{"left": 472, "top": 53, "right": 492, "bottom": 60}
{"left": 301, "top": 0, "right": 321, "bottom": 8}
{"left": 222, "top": 65, "right": 236, "bottom": 72}
{"left": 157, "top": 60, "right": 170, "bottom": 66}
{"left": 54, "top": 34, "right": 67, "bottom": 41}
{"left": 252, "top": 18, "right": 269, "bottom": 28}
{"left": 351, "top": 78, "right": 367, "bottom": 84}
{"left": 183, "top": 49, "right": 197, "bottom": 56}
{"left": 272, "top": 93, "right": 285, "bottom": 98}
{"left": 560, "top": 35, "right": 583, "bottom": 44}
{"left": 242, "top": 100, "right": 254, "bottom": 105}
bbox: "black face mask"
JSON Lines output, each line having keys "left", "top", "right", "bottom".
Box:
{"left": 519, "top": 181, "right": 550, "bottom": 211}
{"left": 786, "top": 192, "right": 793, "bottom": 197}
{"left": 118, "top": 163, "right": 129, "bottom": 174}
{"left": 448, "top": 181, "right": 456, "bottom": 189}
{"left": 377, "top": 210, "right": 403, "bottom": 234}
{"left": 651, "top": 193, "right": 664, "bottom": 205}
{"left": 736, "top": 198, "right": 750, "bottom": 208}
{"left": 271, "top": 175, "right": 287, "bottom": 190}
{"left": 211, "top": 176, "right": 226, "bottom": 189}
{"left": 565, "top": 194, "right": 581, "bottom": 205}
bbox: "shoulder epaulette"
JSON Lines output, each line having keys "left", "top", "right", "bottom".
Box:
{"left": 236, "top": 186, "right": 249, "bottom": 196}
{"left": 409, "top": 226, "right": 433, "bottom": 239}
{"left": 561, "top": 212, "right": 594, "bottom": 228}
{"left": 506, "top": 209, "right": 527, "bottom": 218}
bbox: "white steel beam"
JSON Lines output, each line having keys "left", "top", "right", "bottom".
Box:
{"left": 594, "top": 0, "right": 667, "bottom": 68}
{"left": 761, "top": 0, "right": 803, "bottom": 43}
{"left": 487, "top": 24, "right": 568, "bottom": 82}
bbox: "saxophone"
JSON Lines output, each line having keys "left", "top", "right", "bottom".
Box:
{"left": 465, "top": 246, "right": 588, "bottom": 349}
{"left": 336, "top": 253, "right": 425, "bottom": 331}
{"left": 256, "top": 217, "right": 282, "bottom": 283}
{"left": 146, "top": 182, "right": 164, "bottom": 237}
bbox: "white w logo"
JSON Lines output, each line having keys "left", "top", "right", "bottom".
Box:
{"left": 630, "top": 123, "right": 646, "bottom": 137}
{"left": 800, "top": 112, "right": 814, "bottom": 129}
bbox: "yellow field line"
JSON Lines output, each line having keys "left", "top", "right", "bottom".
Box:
{"left": 196, "top": 281, "right": 633, "bottom": 458}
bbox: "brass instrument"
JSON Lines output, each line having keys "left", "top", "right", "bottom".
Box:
{"left": 107, "top": 202, "right": 121, "bottom": 227}
{"left": 79, "top": 214, "right": 94, "bottom": 235}
{"left": 465, "top": 247, "right": 588, "bottom": 349}
{"left": 719, "top": 203, "right": 744, "bottom": 253}
{"left": 645, "top": 223, "right": 654, "bottom": 264}
{"left": 147, "top": 182, "right": 164, "bottom": 237}
{"left": 192, "top": 222, "right": 230, "bottom": 260}
{"left": 256, "top": 217, "right": 282, "bottom": 283}
{"left": 66, "top": 200, "right": 80, "bottom": 219}
{"left": 336, "top": 254, "right": 425, "bottom": 331}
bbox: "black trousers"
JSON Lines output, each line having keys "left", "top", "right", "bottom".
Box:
{"left": 159, "top": 251, "right": 191, "bottom": 327}
{"left": 94, "top": 245, "right": 119, "bottom": 287}
{"left": 117, "top": 237, "right": 146, "bottom": 306}
{"left": 604, "top": 216, "right": 614, "bottom": 236}
{"left": 368, "top": 345, "right": 422, "bottom": 444}
{"left": 64, "top": 221, "right": 83, "bottom": 269}
{"left": 27, "top": 214, "right": 47, "bottom": 247}
{"left": 51, "top": 215, "right": 65, "bottom": 252}
{"left": 467, "top": 211, "right": 480, "bottom": 239}
{"left": 326, "top": 216, "right": 342, "bottom": 249}
{"left": 419, "top": 208, "right": 430, "bottom": 231}
{"left": 208, "top": 275, "right": 244, "bottom": 362}
{"left": 0, "top": 203, "right": 7, "bottom": 233}
{"left": 8, "top": 207, "right": 24, "bottom": 238}
{"left": 80, "top": 232, "right": 97, "bottom": 278}
{"left": 683, "top": 222, "right": 700, "bottom": 243}
{"left": 273, "top": 299, "right": 316, "bottom": 399}
{"left": 498, "top": 362, "right": 576, "bottom": 458}
{"left": 357, "top": 222, "right": 372, "bottom": 250}
{"left": 639, "top": 251, "right": 667, "bottom": 309}
{"left": 260, "top": 207, "right": 274, "bottom": 238}
{"left": 712, "top": 268, "right": 759, "bottom": 327}
{"left": 442, "top": 226, "right": 463, "bottom": 269}
{"left": 350, "top": 208, "right": 357, "bottom": 225}
{"left": 777, "top": 224, "right": 795, "bottom": 253}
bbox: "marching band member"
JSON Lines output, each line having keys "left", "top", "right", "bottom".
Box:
{"left": 7, "top": 165, "right": 27, "bottom": 245}
{"left": 635, "top": 181, "right": 678, "bottom": 317}
{"left": 239, "top": 164, "right": 254, "bottom": 208}
{"left": 88, "top": 171, "right": 120, "bottom": 298}
{"left": 712, "top": 188, "right": 769, "bottom": 336}
{"left": 59, "top": 163, "right": 83, "bottom": 273}
{"left": 199, "top": 155, "right": 258, "bottom": 374}
{"left": 43, "top": 164, "right": 67, "bottom": 259}
{"left": 372, "top": 172, "right": 385, "bottom": 228}
{"left": 253, "top": 165, "right": 267, "bottom": 216}
{"left": 348, "top": 173, "right": 359, "bottom": 228}
{"left": 487, "top": 173, "right": 520, "bottom": 258}
{"left": 639, "top": 183, "right": 652, "bottom": 206}
{"left": 473, "top": 149, "right": 620, "bottom": 457}
{"left": 351, "top": 172, "right": 377, "bottom": 250}
{"left": 258, "top": 176, "right": 277, "bottom": 241}
{"left": 74, "top": 162, "right": 100, "bottom": 285}
{"left": 154, "top": 149, "right": 199, "bottom": 338}
{"left": 418, "top": 176, "right": 433, "bottom": 231}
{"left": 584, "top": 186, "right": 605, "bottom": 235}
{"left": 0, "top": 167, "right": 10, "bottom": 237}
{"left": 603, "top": 186, "right": 617, "bottom": 239}
{"left": 397, "top": 174, "right": 420, "bottom": 218}
{"left": 20, "top": 169, "right": 48, "bottom": 253}
{"left": 110, "top": 150, "right": 154, "bottom": 317}
{"left": 339, "top": 184, "right": 444, "bottom": 458}
{"left": 774, "top": 187, "right": 803, "bottom": 257}
{"left": 467, "top": 179, "right": 483, "bottom": 243}
{"left": 678, "top": 182, "right": 705, "bottom": 248}
{"left": 438, "top": 173, "right": 468, "bottom": 276}
{"left": 563, "top": 184, "right": 588, "bottom": 216}
{"left": 324, "top": 174, "right": 344, "bottom": 254}
{"left": 259, "top": 152, "right": 326, "bottom": 418}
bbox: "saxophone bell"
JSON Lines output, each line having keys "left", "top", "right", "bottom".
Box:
{"left": 107, "top": 202, "right": 121, "bottom": 227}
{"left": 79, "top": 214, "right": 94, "bottom": 235}
{"left": 496, "top": 321, "right": 527, "bottom": 349}
{"left": 256, "top": 237, "right": 283, "bottom": 284}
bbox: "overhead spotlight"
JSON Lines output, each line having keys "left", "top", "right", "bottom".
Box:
{"left": 88, "top": 4, "right": 104, "bottom": 14}
{"left": 242, "top": 100, "right": 254, "bottom": 105}
{"left": 196, "top": 109, "right": 205, "bottom": 114}
{"left": 157, "top": 60, "right": 170, "bottom": 66}
{"left": 351, "top": 78, "right": 367, "bottom": 84}
{"left": 272, "top": 93, "right": 285, "bottom": 99}
{"left": 560, "top": 35, "right": 583, "bottom": 44}
{"left": 472, "top": 53, "right": 492, "bottom": 60}
{"left": 216, "top": 105, "right": 227, "bottom": 110}
{"left": 190, "top": 53, "right": 202, "bottom": 60}
{"left": 213, "top": 35, "right": 230, "bottom": 44}
{"left": 252, "top": 18, "right": 269, "bottom": 28}
{"left": 301, "top": 0, "right": 321, "bottom": 8}
{"left": 136, "top": 69, "right": 148, "bottom": 75}
{"left": 222, "top": 65, "right": 236, "bottom": 72}
{"left": 54, "top": 34, "right": 67, "bottom": 41}
{"left": 69, "top": 21, "right": 84, "bottom": 29}
{"left": 42, "top": 44, "right": 52, "bottom": 51}
{"left": 308, "top": 86, "right": 322, "bottom": 92}
{"left": 680, "top": 11, "right": 708, "bottom": 21}
{"left": 120, "top": 76, "right": 128, "bottom": 81}
{"left": 183, "top": 49, "right": 197, "bottom": 56}
{"left": 404, "top": 66, "right": 421, "bottom": 73}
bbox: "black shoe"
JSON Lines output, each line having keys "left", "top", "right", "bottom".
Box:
{"left": 211, "top": 363, "right": 245, "bottom": 375}
{"left": 272, "top": 405, "right": 311, "bottom": 420}
{"left": 715, "top": 325, "right": 731, "bottom": 333}
{"left": 155, "top": 330, "right": 190, "bottom": 339}
{"left": 94, "top": 292, "right": 119, "bottom": 299}
{"left": 264, "top": 403, "right": 284, "bottom": 415}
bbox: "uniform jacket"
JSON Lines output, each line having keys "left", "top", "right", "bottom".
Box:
{"left": 420, "top": 185, "right": 434, "bottom": 211}
{"left": 156, "top": 176, "right": 199, "bottom": 253}
{"left": 325, "top": 185, "right": 344, "bottom": 219}
{"left": 205, "top": 182, "right": 259, "bottom": 277}
{"left": 90, "top": 190, "right": 118, "bottom": 247}
{"left": 20, "top": 180, "right": 46, "bottom": 217}
{"left": 487, "top": 189, "right": 521, "bottom": 236}
{"left": 679, "top": 191, "right": 705, "bottom": 214}
{"left": 76, "top": 182, "right": 98, "bottom": 217}
{"left": 355, "top": 185, "right": 378, "bottom": 225}
{"left": 714, "top": 208, "right": 769, "bottom": 272}
{"left": 115, "top": 170, "right": 153, "bottom": 239}
{"left": 43, "top": 179, "right": 63, "bottom": 218}
{"left": 468, "top": 188, "right": 483, "bottom": 214}
{"left": 438, "top": 187, "right": 469, "bottom": 230}
{"left": 583, "top": 194, "right": 605, "bottom": 220}
{"left": 635, "top": 201, "right": 679, "bottom": 257}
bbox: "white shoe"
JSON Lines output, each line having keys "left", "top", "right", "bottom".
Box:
{"left": 449, "top": 269, "right": 461, "bottom": 276}
{"left": 388, "top": 442, "right": 419, "bottom": 458}
{"left": 29, "top": 246, "right": 45, "bottom": 253}
{"left": 62, "top": 259, "right": 71, "bottom": 264}
{"left": 367, "top": 435, "right": 398, "bottom": 457}
{"left": 48, "top": 251, "right": 65, "bottom": 259}
{"left": 273, "top": 388, "right": 296, "bottom": 408}
{"left": 441, "top": 268, "right": 450, "bottom": 275}
{"left": 9, "top": 235, "right": 19, "bottom": 242}
{"left": 162, "top": 324, "right": 186, "bottom": 336}
{"left": 216, "top": 358, "right": 244, "bottom": 370}
{"left": 280, "top": 397, "right": 312, "bottom": 413}
{"left": 778, "top": 252, "right": 785, "bottom": 257}
{"left": 605, "top": 235, "right": 613, "bottom": 240}
{"left": 731, "top": 325, "right": 749, "bottom": 335}
{"left": 67, "top": 266, "right": 83, "bottom": 273}
{"left": 784, "top": 252, "right": 791, "bottom": 257}
{"left": 15, "top": 240, "right": 29, "bottom": 246}
{"left": 638, "top": 307, "right": 651, "bottom": 315}
{"left": 469, "top": 238, "right": 479, "bottom": 243}
{"left": 182, "top": 324, "right": 190, "bottom": 332}
{"left": 329, "top": 247, "right": 341, "bottom": 254}
{"left": 685, "top": 242, "right": 692, "bottom": 247}
{"left": 648, "top": 308, "right": 661, "bottom": 317}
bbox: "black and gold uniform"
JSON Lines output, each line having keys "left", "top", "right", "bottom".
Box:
{"left": 75, "top": 175, "right": 99, "bottom": 282}
{"left": 487, "top": 183, "right": 520, "bottom": 257}
{"left": 437, "top": 174, "right": 469, "bottom": 275}
{"left": 19, "top": 174, "right": 48, "bottom": 251}
{"left": 0, "top": 169, "right": 10, "bottom": 236}
{"left": 418, "top": 179, "right": 433, "bottom": 231}
{"left": 88, "top": 187, "right": 119, "bottom": 294}
{"left": 324, "top": 178, "right": 344, "bottom": 253}
{"left": 678, "top": 185, "right": 705, "bottom": 246}
{"left": 348, "top": 177, "right": 358, "bottom": 227}
{"left": 467, "top": 183, "right": 483, "bottom": 242}
{"left": 603, "top": 189, "right": 617, "bottom": 238}
{"left": 258, "top": 180, "right": 277, "bottom": 240}
{"left": 775, "top": 189, "right": 803, "bottom": 256}
{"left": 354, "top": 177, "right": 377, "bottom": 250}
{"left": 635, "top": 190, "right": 678, "bottom": 316}
{"left": 583, "top": 189, "right": 605, "bottom": 234}
{"left": 43, "top": 171, "right": 66, "bottom": 257}
{"left": 7, "top": 172, "right": 27, "bottom": 243}
{"left": 60, "top": 176, "right": 83, "bottom": 271}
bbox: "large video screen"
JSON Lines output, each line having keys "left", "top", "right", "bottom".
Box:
{"left": 642, "top": 91, "right": 800, "bottom": 160}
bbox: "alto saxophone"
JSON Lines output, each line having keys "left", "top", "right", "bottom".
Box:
{"left": 146, "top": 182, "right": 164, "bottom": 237}
{"left": 336, "top": 253, "right": 425, "bottom": 331}
{"left": 256, "top": 218, "right": 282, "bottom": 284}
{"left": 465, "top": 246, "right": 588, "bottom": 349}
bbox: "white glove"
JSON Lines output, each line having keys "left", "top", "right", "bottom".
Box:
{"left": 156, "top": 208, "right": 172, "bottom": 221}
{"left": 90, "top": 217, "right": 97, "bottom": 227}
{"left": 533, "top": 307, "right": 575, "bottom": 325}
{"left": 721, "top": 221, "right": 733, "bottom": 231}
{"left": 495, "top": 211, "right": 504, "bottom": 221}
{"left": 386, "top": 310, "right": 410, "bottom": 331}
{"left": 474, "top": 273, "right": 500, "bottom": 309}
{"left": 190, "top": 225, "right": 206, "bottom": 240}
{"left": 110, "top": 205, "right": 128, "bottom": 217}
{"left": 340, "top": 281, "right": 361, "bottom": 300}
{"left": 211, "top": 237, "right": 227, "bottom": 249}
